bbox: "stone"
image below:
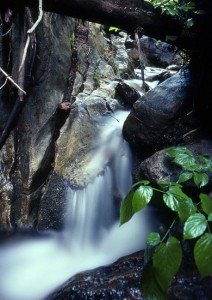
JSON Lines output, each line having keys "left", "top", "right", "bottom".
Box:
{"left": 115, "top": 81, "right": 141, "bottom": 107}
{"left": 48, "top": 250, "right": 212, "bottom": 300}
{"left": 123, "top": 70, "right": 194, "bottom": 150}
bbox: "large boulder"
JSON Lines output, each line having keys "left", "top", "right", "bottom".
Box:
{"left": 123, "top": 70, "right": 195, "bottom": 151}
{"left": 48, "top": 250, "right": 212, "bottom": 300}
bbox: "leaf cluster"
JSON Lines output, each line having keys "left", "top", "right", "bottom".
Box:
{"left": 144, "top": 0, "right": 205, "bottom": 42}
{"left": 120, "top": 146, "right": 212, "bottom": 299}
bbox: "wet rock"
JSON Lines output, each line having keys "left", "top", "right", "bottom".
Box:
{"left": 48, "top": 251, "right": 212, "bottom": 300}
{"left": 139, "top": 35, "right": 181, "bottom": 68}
{"left": 123, "top": 70, "right": 194, "bottom": 150}
{"left": 115, "top": 81, "right": 141, "bottom": 107}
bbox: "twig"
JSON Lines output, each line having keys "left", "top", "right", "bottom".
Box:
{"left": 18, "top": 35, "right": 30, "bottom": 72}
{"left": 27, "top": 0, "right": 43, "bottom": 34}
{"left": 0, "top": 67, "right": 26, "bottom": 94}
{"left": 183, "top": 127, "right": 200, "bottom": 139}
{"left": 0, "top": 78, "right": 8, "bottom": 89}
{"left": 2, "top": 24, "right": 13, "bottom": 37}
{"left": 19, "top": 0, "right": 43, "bottom": 72}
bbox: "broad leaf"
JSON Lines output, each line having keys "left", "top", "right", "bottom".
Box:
{"left": 146, "top": 232, "right": 160, "bottom": 247}
{"left": 142, "top": 265, "right": 167, "bottom": 300}
{"left": 178, "top": 172, "right": 193, "bottom": 183}
{"left": 166, "top": 147, "right": 192, "bottom": 158}
{"left": 132, "top": 185, "right": 153, "bottom": 213}
{"left": 120, "top": 190, "right": 134, "bottom": 225}
{"left": 163, "top": 186, "right": 196, "bottom": 221}
{"left": 153, "top": 237, "right": 182, "bottom": 290}
{"left": 173, "top": 153, "right": 195, "bottom": 168}
{"left": 193, "top": 172, "right": 209, "bottom": 188}
{"left": 200, "top": 193, "right": 212, "bottom": 215}
{"left": 194, "top": 233, "right": 212, "bottom": 278}
{"left": 184, "top": 213, "right": 207, "bottom": 240}
{"left": 208, "top": 213, "right": 212, "bottom": 221}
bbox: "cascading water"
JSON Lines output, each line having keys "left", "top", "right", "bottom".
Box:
{"left": 0, "top": 111, "right": 159, "bottom": 300}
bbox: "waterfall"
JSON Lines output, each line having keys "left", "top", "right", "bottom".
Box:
{"left": 0, "top": 110, "right": 158, "bottom": 300}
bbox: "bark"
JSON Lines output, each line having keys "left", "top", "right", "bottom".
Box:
{"left": 0, "top": 0, "right": 191, "bottom": 49}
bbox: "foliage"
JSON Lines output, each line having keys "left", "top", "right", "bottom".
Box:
{"left": 144, "top": 0, "right": 205, "bottom": 42}
{"left": 120, "top": 146, "right": 212, "bottom": 299}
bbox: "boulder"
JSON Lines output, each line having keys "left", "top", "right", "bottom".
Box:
{"left": 115, "top": 81, "right": 141, "bottom": 107}
{"left": 48, "top": 250, "right": 212, "bottom": 300}
{"left": 123, "top": 70, "right": 194, "bottom": 150}
{"left": 139, "top": 35, "right": 181, "bottom": 68}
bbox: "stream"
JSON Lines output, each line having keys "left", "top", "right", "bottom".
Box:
{"left": 0, "top": 111, "right": 160, "bottom": 300}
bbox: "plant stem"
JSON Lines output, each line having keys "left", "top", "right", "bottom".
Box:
{"left": 161, "top": 218, "right": 177, "bottom": 243}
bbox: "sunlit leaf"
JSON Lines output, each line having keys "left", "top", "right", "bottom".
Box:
{"left": 163, "top": 186, "right": 196, "bottom": 221}
{"left": 194, "top": 233, "right": 212, "bottom": 278}
{"left": 173, "top": 153, "right": 195, "bottom": 168}
{"left": 193, "top": 172, "right": 209, "bottom": 188}
{"left": 146, "top": 232, "right": 160, "bottom": 246}
{"left": 200, "top": 193, "right": 212, "bottom": 215}
{"left": 184, "top": 213, "right": 207, "bottom": 240}
{"left": 132, "top": 185, "right": 153, "bottom": 213}
{"left": 166, "top": 147, "right": 192, "bottom": 158}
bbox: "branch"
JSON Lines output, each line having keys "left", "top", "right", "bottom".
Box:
{"left": 27, "top": 0, "right": 43, "bottom": 34}
{"left": 19, "top": 0, "right": 43, "bottom": 72}
{"left": 0, "top": 67, "right": 27, "bottom": 94}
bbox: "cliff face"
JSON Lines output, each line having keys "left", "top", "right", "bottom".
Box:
{"left": 0, "top": 12, "right": 130, "bottom": 230}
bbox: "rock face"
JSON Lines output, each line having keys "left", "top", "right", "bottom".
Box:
{"left": 48, "top": 250, "right": 212, "bottom": 300}
{"left": 0, "top": 137, "right": 14, "bottom": 229}
{"left": 0, "top": 15, "right": 126, "bottom": 230}
{"left": 123, "top": 70, "right": 194, "bottom": 150}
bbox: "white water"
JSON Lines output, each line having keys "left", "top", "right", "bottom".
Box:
{"left": 0, "top": 111, "right": 158, "bottom": 300}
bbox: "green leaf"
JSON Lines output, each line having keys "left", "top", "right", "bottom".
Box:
{"left": 153, "top": 237, "right": 182, "bottom": 290}
{"left": 200, "top": 193, "right": 212, "bottom": 215}
{"left": 193, "top": 172, "right": 209, "bottom": 188}
{"left": 109, "top": 26, "right": 120, "bottom": 32}
{"left": 184, "top": 213, "right": 207, "bottom": 240}
{"left": 120, "top": 190, "right": 134, "bottom": 225}
{"left": 194, "top": 233, "right": 212, "bottom": 278}
{"left": 132, "top": 185, "right": 153, "bottom": 213}
{"left": 186, "top": 18, "right": 194, "bottom": 28}
{"left": 142, "top": 265, "right": 167, "bottom": 300}
{"left": 146, "top": 232, "right": 160, "bottom": 246}
{"left": 173, "top": 153, "right": 195, "bottom": 168}
{"left": 163, "top": 186, "right": 196, "bottom": 221}
{"left": 208, "top": 213, "right": 212, "bottom": 221}
{"left": 178, "top": 172, "right": 193, "bottom": 183}
{"left": 167, "top": 147, "right": 192, "bottom": 158}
